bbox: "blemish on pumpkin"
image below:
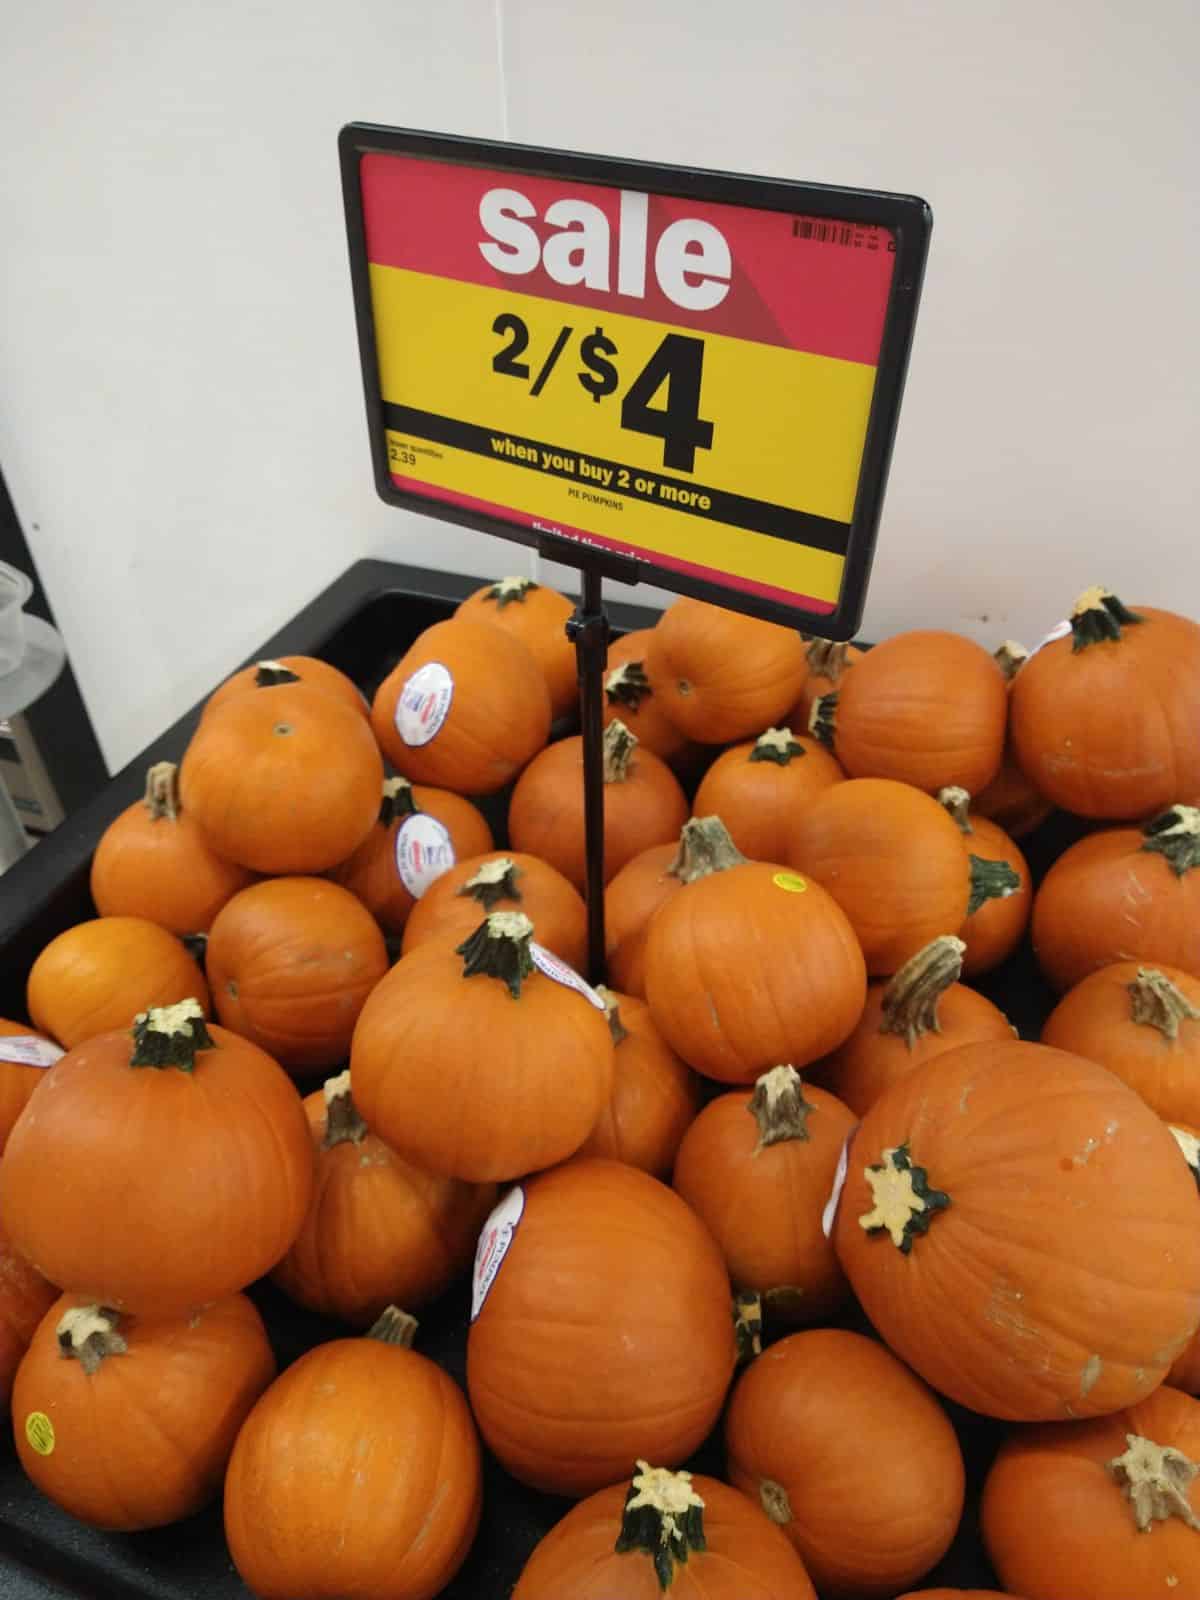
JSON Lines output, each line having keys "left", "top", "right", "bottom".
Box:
{"left": 677, "top": 679, "right": 692, "bottom": 696}
{"left": 958, "top": 1081, "right": 974, "bottom": 1114}
{"left": 272, "top": 723, "right": 294, "bottom": 736}
{"left": 226, "top": 980, "right": 238, "bottom": 999}
{"left": 1080, "top": 1354, "right": 1103, "bottom": 1396}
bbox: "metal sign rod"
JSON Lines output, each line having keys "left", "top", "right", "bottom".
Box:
{"left": 566, "top": 563, "right": 610, "bottom": 984}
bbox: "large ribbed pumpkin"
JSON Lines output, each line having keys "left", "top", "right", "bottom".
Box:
{"left": 833, "top": 1038, "right": 1200, "bottom": 1421}
{"left": 401, "top": 850, "right": 587, "bottom": 972}
{"left": 0, "top": 1225, "right": 56, "bottom": 1411}
{"left": 645, "top": 598, "right": 806, "bottom": 744}
{"left": 0, "top": 1022, "right": 61, "bottom": 1154}
{"left": 467, "top": 1159, "right": 737, "bottom": 1497}
{"left": 456, "top": 575, "right": 578, "bottom": 721}
{"left": 692, "top": 727, "right": 845, "bottom": 862}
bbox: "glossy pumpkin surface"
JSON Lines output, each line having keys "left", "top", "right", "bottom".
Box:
{"left": 0, "top": 1224, "right": 57, "bottom": 1411}
{"left": 692, "top": 728, "right": 845, "bottom": 862}
{"left": 457, "top": 576, "right": 578, "bottom": 722}
{"left": 401, "top": 850, "right": 587, "bottom": 972}
{"left": 0, "top": 1021, "right": 60, "bottom": 1155}
{"left": 204, "top": 655, "right": 368, "bottom": 719}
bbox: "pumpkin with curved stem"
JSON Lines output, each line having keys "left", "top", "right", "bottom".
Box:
{"left": 938, "top": 786, "right": 1031, "bottom": 976}
{"left": 271, "top": 1071, "right": 496, "bottom": 1326}
{"left": 352, "top": 911, "right": 612, "bottom": 1182}
{"left": 725, "top": 1328, "right": 965, "bottom": 1598}
{"left": 672, "top": 1066, "right": 855, "bottom": 1324}
{"left": 645, "top": 597, "right": 807, "bottom": 744}
{"left": 224, "top": 1307, "right": 481, "bottom": 1600}
{"left": 603, "top": 629, "right": 695, "bottom": 764}
{"left": 1032, "top": 807, "right": 1200, "bottom": 990}
{"left": 974, "top": 641, "right": 1055, "bottom": 838}
{"left": 0, "top": 1225, "right": 56, "bottom": 1411}
{"left": 511, "top": 1462, "right": 816, "bottom": 1598}
{"left": 467, "top": 1159, "right": 737, "bottom": 1497}
{"left": 0, "top": 1002, "right": 313, "bottom": 1314}
{"left": 90, "top": 762, "right": 256, "bottom": 935}
{"left": 371, "top": 618, "right": 551, "bottom": 794}
{"left": 204, "top": 655, "right": 368, "bottom": 719}
{"left": 692, "top": 727, "right": 845, "bottom": 861}
{"left": 1010, "top": 588, "right": 1200, "bottom": 820}
{"left": 206, "top": 878, "right": 389, "bottom": 1074}
{"left": 575, "top": 989, "right": 700, "bottom": 1177}
{"left": 401, "top": 850, "right": 587, "bottom": 971}
{"left": 981, "top": 1385, "right": 1200, "bottom": 1600}
{"left": 0, "top": 1021, "right": 61, "bottom": 1154}
{"left": 26, "top": 917, "right": 210, "bottom": 1050}
{"left": 180, "top": 683, "right": 382, "bottom": 873}
{"left": 791, "top": 637, "right": 861, "bottom": 729}
{"left": 833, "top": 1038, "right": 1200, "bottom": 1420}
{"left": 817, "top": 936, "right": 1013, "bottom": 1117}
{"left": 13, "top": 1294, "right": 274, "bottom": 1530}
{"left": 457, "top": 575, "right": 578, "bottom": 722}
{"left": 509, "top": 720, "right": 689, "bottom": 893}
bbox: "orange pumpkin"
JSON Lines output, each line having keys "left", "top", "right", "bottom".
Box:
{"left": 672, "top": 1065, "right": 855, "bottom": 1324}
{"left": 644, "top": 860, "right": 867, "bottom": 1083}
{"left": 1041, "top": 962, "right": 1200, "bottom": 1125}
{"left": 13, "top": 1294, "right": 274, "bottom": 1530}
{"left": 725, "top": 1328, "right": 965, "bottom": 1597}
{"left": 330, "top": 777, "right": 493, "bottom": 934}
{"left": 575, "top": 989, "right": 700, "bottom": 1177}
{"left": 271, "top": 1071, "right": 496, "bottom": 1326}
{"left": 603, "top": 628, "right": 695, "bottom": 763}
{"left": 401, "top": 849, "right": 587, "bottom": 972}
{"left": 509, "top": 720, "right": 689, "bottom": 892}
{"left": 0, "top": 1020, "right": 61, "bottom": 1154}
{"left": 1010, "top": 588, "right": 1200, "bottom": 820}
{"left": 456, "top": 574, "right": 578, "bottom": 721}
{"left": 981, "top": 1384, "right": 1200, "bottom": 1600}
{"left": 467, "top": 1159, "right": 737, "bottom": 1496}
{"left": 938, "top": 786, "right": 1031, "bottom": 975}
{"left": 817, "top": 936, "right": 1013, "bottom": 1117}
{"left": 791, "top": 637, "right": 860, "bottom": 729}
{"left": 206, "top": 878, "right": 389, "bottom": 1073}
{"left": 814, "top": 629, "right": 1007, "bottom": 796}
{"left": 1167, "top": 1135, "right": 1200, "bottom": 1391}
{"left": 205, "top": 655, "right": 368, "bottom": 720}
{"left": 1032, "top": 807, "right": 1200, "bottom": 990}
{"left": 26, "top": 917, "right": 209, "bottom": 1050}
{"left": 224, "top": 1307, "right": 481, "bottom": 1600}
{"left": 692, "top": 727, "right": 845, "bottom": 861}
{"left": 0, "top": 1224, "right": 57, "bottom": 1411}
{"left": 180, "top": 683, "right": 382, "bottom": 873}
{"left": 371, "top": 618, "right": 551, "bottom": 794}
{"left": 352, "top": 911, "right": 613, "bottom": 1182}
{"left": 645, "top": 597, "right": 807, "bottom": 744}
{"left": 90, "top": 762, "right": 256, "bottom": 935}
{"left": 0, "top": 1003, "right": 313, "bottom": 1314}
{"left": 974, "top": 640, "right": 1054, "bottom": 839}
{"left": 511, "top": 1463, "right": 816, "bottom": 1599}
{"left": 833, "top": 1038, "right": 1200, "bottom": 1420}
{"left": 786, "top": 778, "right": 973, "bottom": 977}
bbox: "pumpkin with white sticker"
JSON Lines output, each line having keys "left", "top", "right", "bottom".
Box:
{"left": 0, "top": 1021, "right": 62, "bottom": 1154}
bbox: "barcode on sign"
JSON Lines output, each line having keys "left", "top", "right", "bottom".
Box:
{"left": 791, "top": 218, "right": 894, "bottom": 251}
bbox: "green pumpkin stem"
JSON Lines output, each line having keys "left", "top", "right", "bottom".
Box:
{"left": 143, "top": 761, "right": 181, "bottom": 821}
{"left": 457, "top": 856, "right": 524, "bottom": 912}
{"left": 968, "top": 855, "right": 1022, "bottom": 916}
{"left": 805, "top": 638, "right": 852, "bottom": 682}
{"left": 322, "top": 1069, "right": 369, "bottom": 1147}
{"left": 605, "top": 659, "right": 652, "bottom": 711}
{"left": 748, "top": 1065, "right": 814, "bottom": 1148}
{"left": 378, "top": 776, "right": 419, "bottom": 826}
{"left": 595, "top": 986, "right": 629, "bottom": 1045}
{"left": 456, "top": 912, "right": 535, "bottom": 999}
{"left": 603, "top": 719, "right": 638, "bottom": 783}
{"left": 880, "top": 937, "right": 967, "bottom": 1048}
{"left": 1107, "top": 1434, "right": 1200, "bottom": 1532}
{"left": 1070, "top": 587, "right": 1144, "bottom": 651}
{"left": 56, "top": 1305, "right": 128, "bottom": 1376}
{"left": 1141, "top": 808, "right": 1200, "bottom": 878}
{"left": 615, "top": 1461, "right": 707, "bottom": 1591}
{"left": 808, "top": 692, "right": 837, "bottom": 749}
{"left": 938, "top": 785, "right": 975, "bottom": 835}
{"left": 748, "top": 728, "right": 805, "bottom": 766}
{"left": 665, "top": 817, "right": 747, "bottom": 884}
{"left": 366, "top": 1306, "right": 418, "bottom": 1348}
{"left": 1129, "top": 969, "right": 1200, "bottom": 1042}
{"left": 130, "top": 1000, "right": 213, "bottom": 1071}
{"left": 484, "top": 576, "right": 537, "bottom": 609}
{"left": 859, "top": 1143, "right": 950, "bottom": 1254}
{"left": 994, "top": 640, "right": 1030, "bottom": 681}
{"left": 733, "top": 1291, "right": 763, "bottom": 1364}
{"left": 253, "top": 659, "right": 302, "bottom": 687}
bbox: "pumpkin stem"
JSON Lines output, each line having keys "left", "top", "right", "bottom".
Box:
{"left": 366, "top": 1306, "right": 419, "bottom": 1348}
{"left": 56, "top": 1305, "right": 128, "bottom": 1376}
{"left": 805, "top": 638, "right": 852, "bottom": 683}
{"left": 968, "top": 854, "right": 1022, "bottom": 916}
{"left": 859, "top": 1143, "right": 950, "bottom": 1254}
{"left": 1108, "top": 1434, "right": 1200, "bottom": 1532}
{"left": 603, "top": 719, "right": 638, "bottom": 783}
{"left": 748, "top": 1065, "right": 814, "bottom": 1148}
{"left": 595, "top": 985, "right": 629, "bottom": 1045}
{"left": 938, "top": 785, "right": 974, "bottom": 835}
{"left": 456, "top": 912, "right": 536, "bottom": 999}
{"left": 181, "top": 932, "right": 208, "bottom": 965}
{"left": 733, "top": 1291, "right": 763, "bottom": 1364}
{"left": 749, "top": 728, "right": 805, "bottom": 766}
{"left": 378, "top": 776, "right": 419, "bottom": 826}
{"left": 483, "top": 576, "right": 537, "bottom": 609}
{"left": 129, "top": 1000, "right": 213, "bottom": 1071}
{"left": 879, "top": 937, "right": 967, "bottom": 1048}
{"left": 759, "top": 1479, "right": 793, "bottom": 1526}
{"left": 143, "top": 761, "right": 181, "bottom": 821}
{"left": 457, "top": 856, "right": 524, "bottom": 911}
{"left": 322, "top": 1069, "right": 369, "bottom": 1147}
{"left": 1170, "top": 1127, "right": 1200, "bottom": 1191}
{"left": 615, "top": 1461, "right": 707, "bottom": 1591}
{"left": 1141, "top": 808, "right": 1200, "bottom": 878}
{"left": 605, "top": 659, "right": 652, "bottom": 711}
{"left": 252, "top": 659, "right": 302, "bottom": 687}
{"left": 1070, "top": 587, "right": 1144, "bottom": 651}
{"left": 808, "top": 692, "right": 837, "bottom": 749}
{"left": 1128, "top": 969, "right": 1200, "bottom": 1042}
{"left": 994, "top": 640, "right": 1030, "bottom": 681}
{"left": 665, "top": 817, "right": 747, "bottom": 884}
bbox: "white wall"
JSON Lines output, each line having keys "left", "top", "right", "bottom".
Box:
{"left": 2, "top": 0, "right": 1197, "bottom": 771}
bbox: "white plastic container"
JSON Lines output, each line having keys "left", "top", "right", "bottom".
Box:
{"left": 0, "top": 562, "right": 32, "bottom": 676}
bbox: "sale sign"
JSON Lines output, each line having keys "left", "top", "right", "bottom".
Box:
{"left": 341, "top": 130, "right": 930, "bottom": 635}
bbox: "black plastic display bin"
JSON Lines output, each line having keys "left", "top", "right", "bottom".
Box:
{"left": 0, "top": 558, "right": 1081, "bottom": 1597}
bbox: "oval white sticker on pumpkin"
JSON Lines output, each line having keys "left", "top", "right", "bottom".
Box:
{"left": 821, "top": 1128, "right": 856, "bottom": 1239}
{"left": 529, "top": 942, "right": 606, "bottom": 1010}
{"left": 394, "top": 813, "right": 456, "bottom": 898}
{"left": 471, "top": 1185, "right": 525, "bottom": 1321}
{"left": 0, "top": 1036, "right": 63, "bottom": 1069}
{"left": 395, "top": 662, "right": 454, "bottom": 747}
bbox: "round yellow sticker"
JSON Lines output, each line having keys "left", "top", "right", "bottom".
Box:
{"left": 25, "top": 1411, "right": 55, "bottom": 1456}
{"left": 773, "top": 872, "right": 808, "bottom": 894}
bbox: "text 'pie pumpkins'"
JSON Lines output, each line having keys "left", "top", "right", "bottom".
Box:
{"left": 833, "top": 1038, "right": 1200, "bottom": 1421}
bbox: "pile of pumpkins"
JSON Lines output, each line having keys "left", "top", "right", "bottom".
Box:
{"left": 1, "top": 574, "right": 1200, "bottom": 1600}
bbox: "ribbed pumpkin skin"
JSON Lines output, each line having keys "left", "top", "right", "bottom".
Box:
{"left": 511, "top": 1474, "right": 817, "bottom": 1599}
{"left": 645, "top": 599, "right": 807, "bottom": 744}
{"left": 13, "top": 1293, "right": 274, "bottom": 1530}
{"left": 467, "top": 1160, "right": 737, "bottom": 1497}
{"left": 457, "top": 578, "right": 578, "bottom": 721}
{"left": 692, "top": 734, "right": 845, "bottom": 862}
{"left": 26, "top": 918, "right": 210, "bottom": 1050}
{"left": 0, "top": 1022, "right": 313, "bottom": 1315}
{"left": 0, "top": 1021, "right": 56, "bottom": 1155}
{"left": 725, "top": 1329, "right": 965, "bottom": 1598}
{"left": 205, "top": 655, "right": 368, "bottom": 720}
{"left": 401, "top": 850, "right": 587, "bottom": 972}
{"left": 1010, "top": 604, "right": 1200, "bottom": 819}
{"left": 834, "top": 1039, "right": 1200, "bottom": 1421}
{"left": 179, "top": 685, "right": 382, "bottom": 873}
{"left": 786, "top": 780, "right": 971, "bottom": 977}
{"left": 959, "top": 812, "right": 1031, "bottom": 976}
{"left": 981, "top": 1386, "right": 1200, "bottom": 1600}
{"left": 90, "top": 794, "right": 255, "bottom": 935}
{"left": 224, "top": 1335, "right": 481, "bottom": 1600}
{"left": 0, "top": 1225, "right": 57, "bottom": 1410}
{"left": 576, "top": 993, "right": 700, "bottom": 1177}
{"left": 370, "top": 619, "right": 551, "bottom": 794}
{"left": 206, "top": 878, "right": 389, "bottom": 1073}
{"left": 603, "top": 628, "right": 694, "bottom": 762}
{"left": 604, "top": 841, "right": 681, "bottom": 998}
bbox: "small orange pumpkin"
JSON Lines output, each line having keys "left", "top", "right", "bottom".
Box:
{"left": 205, "top": 656, "right": 368, "bottom": 720}
{"left": 973, "top": 640, "right": 1054, "bottom": 838}
{"left": 456, "top": 574, "right": 578, "bottom": 721}
{"left": 603, "top": 628, "right": 695, "bottom": 764}
{"left": 1167, "top": 1132, "right": 1200, "bottom": 1392}
{"left": 0, "top": 1224, "right": 57, "bottom": 1411}
{"left": 938, "top": 786, "right": 1031, "bottom": 976}
{"left": 791, "top": 637, "right": 860, "bottom": 729}
{"left": 0, "top": 1021, "right": 61, "bottom": 1154}
{"left": 692, "top": 727, "right": 845, "bottom": 861}
{"left": 371, "top": 618, "right": 551, "bottom": 794}
{"left": 401, "top": 850, "right": 587, "bottom": 971}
